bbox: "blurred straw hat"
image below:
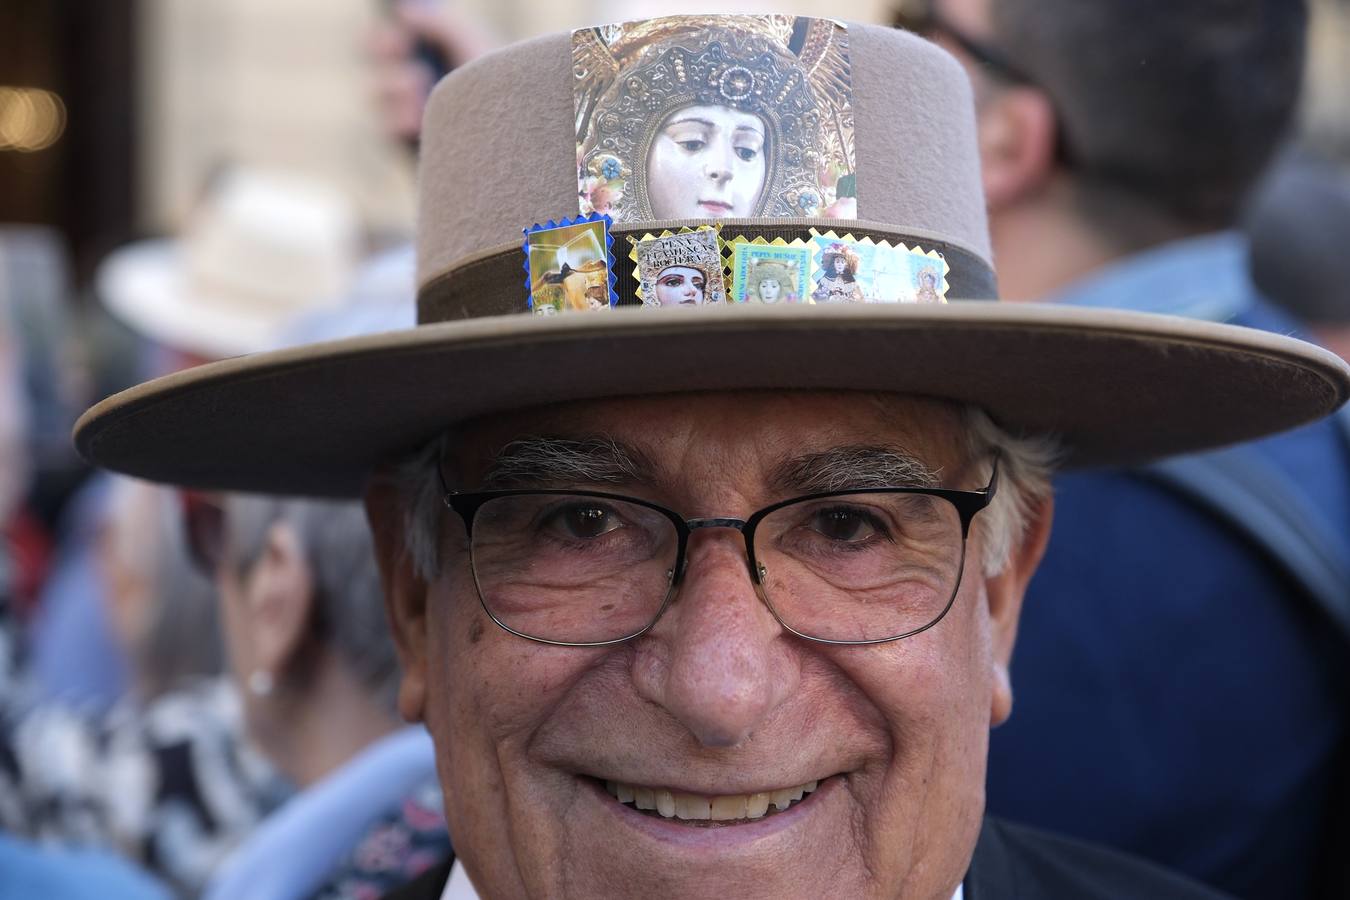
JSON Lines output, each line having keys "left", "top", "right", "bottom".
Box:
{"left": 97, "top": 167, "right": 360, "bottom": 359}
{"left": 76, "top": 17, "right": 1349, "bottom": 496}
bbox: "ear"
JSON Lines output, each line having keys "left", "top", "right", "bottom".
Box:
{"left": 246, "top": 521, "right": 315, "bottom": 682}
{"left": 984, "top": 491, "right": 1054, "bottom": 727}
{"left": 365, "top": 477, "right": 431, "bottom": 724}
{"left": 977, "top": 86, "right": 1060, "bottom": 211}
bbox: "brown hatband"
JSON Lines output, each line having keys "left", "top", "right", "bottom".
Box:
{"left": 417, "top": 220, "right": 998, "bottom": 323}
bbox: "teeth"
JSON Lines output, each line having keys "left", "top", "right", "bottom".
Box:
{"left": 675, "top": 795, "right": 711, "bottom": 820}
{"left": 603, "top": 778, "right": 822, "bottom": 822}
{"left": 710, "top": 794, "right": 747, "bottom": 821}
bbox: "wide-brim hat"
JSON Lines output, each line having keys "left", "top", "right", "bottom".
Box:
{"left": 96, "top": 168, "right": 360, "bottom": 359}
{"left": 75, "top": 18, "right": 1349, "bottom": 497}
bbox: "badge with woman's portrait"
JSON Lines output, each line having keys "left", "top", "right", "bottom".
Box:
{"left": 524, "top": 215, "right": 617, "bottom": 313}
{"left": 573, "top": 16, "right": 857, "bottom": 223}
{"left": 631, "top": 227, "right": 727, "bottom": 308}
{"left": 808, "top": 230, "right": 950, "bottom": 303}
{"left": 728, "top": 239, "right": 812, "bottom": 304}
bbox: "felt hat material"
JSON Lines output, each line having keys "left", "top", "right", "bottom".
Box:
{"left": 97, "top": 168, "right": 360, "bottom": 359}
{"left": 74, "top": 18, "right": 1350, "bottom": 496}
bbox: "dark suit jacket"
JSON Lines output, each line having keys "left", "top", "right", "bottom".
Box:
{"left": 382, "top": 817, "right": 1232, "bottom": 899}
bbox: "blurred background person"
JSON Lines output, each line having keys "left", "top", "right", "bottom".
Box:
{"left": 893, "top": 1, "right": 1350, "bottom": 898}
{"left": 0, "top": 474, "right": 287, "bottom": 896}
{"left": 195, "top": 495, "right": 448, "bottom": 900}
{"left": 28, "top": 164, "right": 363, "bottom": 712}
{"left": 1246, "top": 151, "right": 1350, "bottom": 364}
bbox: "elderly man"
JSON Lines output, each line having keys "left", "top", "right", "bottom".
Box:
{"left": 75, "top": 16, "right": 1349, "bottom": 900}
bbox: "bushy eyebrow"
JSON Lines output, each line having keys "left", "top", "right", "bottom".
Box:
{"left": 479, "top": 438, "right": 938, "bottom": 496}
{"left": 479, "top": 437, "right": 653, "bottom": 489}
{"left": 769, "top": 446, "right": 941, "bottom": 494}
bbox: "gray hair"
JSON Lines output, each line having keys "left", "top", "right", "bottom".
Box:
{"left": 226, "top": 495, "right": 398, "bottom": 712}
{"left": 387, "top": 405, "right": 1057, "bottom": 584}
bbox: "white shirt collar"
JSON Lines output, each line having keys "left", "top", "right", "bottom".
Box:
{"left": 439, "top": 860, "right": 965, "bottom": 900}
{"left": 441, "top": 860, "right": 477, "bottom": 900}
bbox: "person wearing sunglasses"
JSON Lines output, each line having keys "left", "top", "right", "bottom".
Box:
{"left": 895, "top": 3, "right": 1350, "bottom": 899}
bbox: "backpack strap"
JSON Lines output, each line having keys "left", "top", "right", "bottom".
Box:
{"left": 1138, "top": 431, "right": 1350, "bottom": 645}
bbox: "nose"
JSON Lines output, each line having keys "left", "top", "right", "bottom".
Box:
{"left": 702, "top": 136, "right": 735, "bottom": 185}
{"left": 631, "top": 530, "right": 799, "bottom": 747}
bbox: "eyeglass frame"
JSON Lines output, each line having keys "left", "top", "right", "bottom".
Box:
{"left": 893, "top": 0, "right": 1035, "bottom": 86}
{"left": 437, "top": 456, "right": 999, "bottom": 649}
{"left": 893, "top": 0, "right": 1077, "bottom": 167}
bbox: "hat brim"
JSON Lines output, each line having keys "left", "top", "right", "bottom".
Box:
{"left": 74, "top": 302, "right": 1350, "bottom": 497}
{"left": 97, "top": 240, "right": 318, "bottom": 358}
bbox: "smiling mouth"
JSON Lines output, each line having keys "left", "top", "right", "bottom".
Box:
{"left": 600, "top": 777, "right": 822, "bottom": 824}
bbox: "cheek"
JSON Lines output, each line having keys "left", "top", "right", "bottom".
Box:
{"left": 839, "top": 592, "right": 995, "bottom": 769}
{"left": 428, "top": 583, "right": 598, "bottom": 774}
{"left": 648, "top": 142, "right": 694, "bottom": 191}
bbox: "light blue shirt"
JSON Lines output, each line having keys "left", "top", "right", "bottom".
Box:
{"left": 204, "top": 727, "right": 436, "bottom": 900}
{"left": 1048, "top": 230, "right": 1255, "bottom": 322}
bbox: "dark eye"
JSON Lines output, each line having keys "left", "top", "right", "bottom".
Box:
{"left": 659, "top": 274, "right": 683, "bottom": 287}
{"left": 810, "top": 507, "right": 882, "bottom": 543}
{"left": 677, "top": 139, "right": 706, "bottom": 152}
{"left": 550, "top": 504, "right": 621, "bottom": 540}
{"left": 735, "top": 146, "right": 758, "bottom": 162}
{"left": 692, "top": 276, "right": 705, "bottom": 291}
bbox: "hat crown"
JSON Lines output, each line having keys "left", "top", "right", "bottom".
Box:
{"left": 415, "top": 20, "right": 990, "bottom": 297}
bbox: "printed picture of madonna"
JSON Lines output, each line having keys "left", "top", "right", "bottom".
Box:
{"left": 746, "top": 260, "right": 798, "bottom": 304}
{"left": 654, "top": 265, "right": 708, "bottom": 306}
{"left": 647, "top": 105, "right": 767, "bottom": 219}
{"left": 812, "top": 244, "right": 864, "bottom": 303}
{"left": 574, "top": 16, "right": 856, "bottom": 222}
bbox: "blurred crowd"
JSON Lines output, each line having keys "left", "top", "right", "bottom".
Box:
{"left": 0, "top": 1, "right": 1347, "bottom": 899}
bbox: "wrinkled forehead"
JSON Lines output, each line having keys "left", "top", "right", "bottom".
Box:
{"left": 445, "top": 391, "right": 972, "bottom": 496}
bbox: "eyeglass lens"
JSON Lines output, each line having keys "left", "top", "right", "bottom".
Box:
{"left": 467, "top": 491, "right": 966, "bottom": 645}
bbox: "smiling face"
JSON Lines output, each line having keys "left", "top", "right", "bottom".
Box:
{"left": 757, "top": 277, "right": 782, "bottom": 303}
{"left": 647, "top": 104, "right": 768, "bottom": 219}
{"left": 654, "top": 266, "right": 706, "bottom": 306}
{"left": 372, "top": 391, "right": 1047, "bottom": 899}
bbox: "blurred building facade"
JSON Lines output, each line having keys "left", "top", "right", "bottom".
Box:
{"left": 6, "top": 0, "right": 1349, "bottom": 294}
{"left": 1305, "top": 0, "right": 1350, "bottom": 161}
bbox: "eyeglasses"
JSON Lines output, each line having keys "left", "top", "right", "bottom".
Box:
{"left": 440, "top": 459, "right": 998, "bottom": 647}
{"left": 893, "top": 0, "right": 1076, "bottom": 167}
{"left": 892, "top": 0, "right": 1036, "bottom": 86}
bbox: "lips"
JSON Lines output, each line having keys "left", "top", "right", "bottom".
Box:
{"left": 602, "top": 777, "right": 822, "bottom": 823}
{"left": 697, "top": 200, "right": 734, "bottom": 215}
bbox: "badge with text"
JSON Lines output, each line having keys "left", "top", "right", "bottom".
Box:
{"left": 809, "top": 230, "right": 949, "bottom": 304}
{"left": 573, "top": 16, "right": 856, "bottom": 222}
{"left": 726, "top": 237, "right": 813, "bottom": 304}
{"left": 523, "top": 214, "right": 617, "bottom": 314}
{"left": 630, "top": 226, "right": 727, "bottom": 307}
